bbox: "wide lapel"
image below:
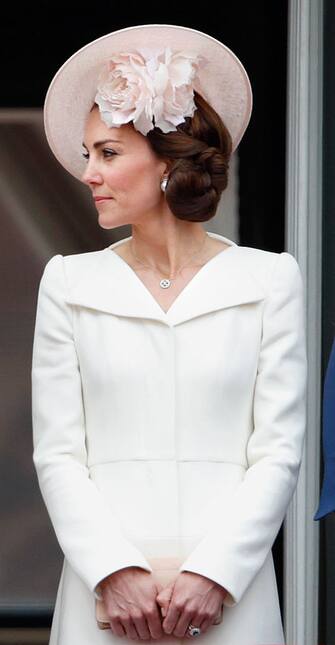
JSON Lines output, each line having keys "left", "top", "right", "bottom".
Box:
{"left": 166, "top": 246, "right": 265, "bottom": 325}
{"left": 64, "top": 234, "right": 266, "bottom": 326}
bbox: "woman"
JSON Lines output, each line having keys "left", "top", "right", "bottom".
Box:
{"left": 31, "top": 24, "right": 307, "bottom": 644}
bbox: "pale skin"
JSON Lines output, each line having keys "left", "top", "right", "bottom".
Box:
{"left": 81, "top": 105, "right": 228, "bottom": 639}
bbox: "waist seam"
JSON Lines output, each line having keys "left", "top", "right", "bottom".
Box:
{"left": 88, "top": 458, "right": 247, "bottom": 468}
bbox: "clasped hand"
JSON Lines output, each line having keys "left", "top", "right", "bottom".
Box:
{"left": 99, "top": 566, "right": 227, "bottom": 640}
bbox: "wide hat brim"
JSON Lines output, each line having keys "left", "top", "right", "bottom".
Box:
{"left": 44, "top": 24, "right": 253, "bottom": 180}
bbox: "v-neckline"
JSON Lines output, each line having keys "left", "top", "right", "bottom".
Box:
{"left": 107, "top": 233, "right": 238, "bottom": 317}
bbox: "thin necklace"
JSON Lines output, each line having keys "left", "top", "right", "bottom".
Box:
{"left": 129, "top": 234, "right": 209, "bottom": 289}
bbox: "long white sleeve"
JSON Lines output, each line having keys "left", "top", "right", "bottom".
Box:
{"left": 31, "top": 254, "right": 153, "bottom": 595}
{"left": 179, "top": 251, "right": 307, "bottom": 605}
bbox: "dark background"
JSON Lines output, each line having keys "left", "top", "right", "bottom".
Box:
{"left": 0, "top": 0, "right": 288, "bottom": 630}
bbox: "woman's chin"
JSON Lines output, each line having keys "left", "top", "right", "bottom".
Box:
{"left": 97, "top": 213, "right": 127, "bottom": 230}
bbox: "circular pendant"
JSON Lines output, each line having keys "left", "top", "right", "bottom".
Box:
{"left": 160, "top": 278, "right": 171, "bottom": 289}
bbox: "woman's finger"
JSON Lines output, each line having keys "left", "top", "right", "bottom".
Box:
{"left": 120, "top": 616, "right": 140, "bottom": 641}
{"left": 172, "top": 609, "right": 195, "bottom": 638}
{"left": 132, "top": 614, "right": 151, "bottom": 640}
{"left": 146, "top": 603, "right": 165, "bottom": 640}
{"left": 189, "top": 606, "right": 222, "bottom": 637}
{"left": 213, "top": 603, "right": 224, "bottom": 624}
{"left": 162, "top": 604, "right": 182, "bottom": 635}
{"left": 156, "top": 584, "right": 174, "bottom": 618}
{"left": 109, "top": 618, "right": 126, "bottom": 637}
{"left": 197, "top": 615, "right": 215, "bottom": 634}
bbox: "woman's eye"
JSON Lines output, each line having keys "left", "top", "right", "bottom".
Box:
{"left": 103, "top": 149, "right": 116, "bottom": 158}
{"left": 81, "top": 149, "right": 116, "bottom": 161}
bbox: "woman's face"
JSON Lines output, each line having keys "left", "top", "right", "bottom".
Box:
{"left": 81, "top": 106, "right": 168, "bottom": 229}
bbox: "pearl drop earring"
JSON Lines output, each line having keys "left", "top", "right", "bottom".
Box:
{"left": 160, "top": 177, "right": 168, "bottom": 192}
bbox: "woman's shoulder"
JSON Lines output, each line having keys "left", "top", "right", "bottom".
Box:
{"left": 40, "top": 247, "right": 111, "bottom": 292}
{"left": 233, "top": 243, "right": 292, "bottom": 268}
{"left": 235, "top": 243, "right": 300, "bottom": 269}
{"left": 232, "top": 244, "right": 303, "bottom": 295}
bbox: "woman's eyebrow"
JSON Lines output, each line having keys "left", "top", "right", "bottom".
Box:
{"left": 82, "top": 139, "right": 124, "bottom": 149}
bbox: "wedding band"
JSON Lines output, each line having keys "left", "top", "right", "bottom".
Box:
{"left": 187, "top": 624, "right": 201, "bottom": 637}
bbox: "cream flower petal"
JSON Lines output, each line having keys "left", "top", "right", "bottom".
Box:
{"left": 152, "top": 94, "right": 164, "bottom": 121}
{"left": 153, "top": 63, "right": 169, "bottom": 95}
{"left": 134, "top": 105, "right": 155, "bottom": 135}
{"left": 154, "top": 117, "right": 179, "bottom": 133}
{"left": 94, "top": 47, "right": 206, "bottom": 135}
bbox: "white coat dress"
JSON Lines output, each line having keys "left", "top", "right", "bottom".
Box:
{"left": 31, "top": 231, "right": 307, "bottom": 645}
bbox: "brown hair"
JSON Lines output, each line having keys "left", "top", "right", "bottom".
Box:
{"left": 146, "top": 90, "right": 233, "bottom": 222}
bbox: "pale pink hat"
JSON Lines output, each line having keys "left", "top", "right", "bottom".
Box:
{"left": 43, "top": 24, "right": 253, "bottom": 180}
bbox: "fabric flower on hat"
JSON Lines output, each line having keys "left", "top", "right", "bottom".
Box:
{"left": 94, "top": 47, "right": 207, "bottom": 136}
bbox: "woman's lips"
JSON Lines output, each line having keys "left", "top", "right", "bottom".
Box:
{"left": 94, "top": 197, "right": 113, "bottom": 203}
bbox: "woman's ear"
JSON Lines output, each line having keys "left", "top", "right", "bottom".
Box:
{"left": 162, "top": 158, "right": 174, "bottom": 175}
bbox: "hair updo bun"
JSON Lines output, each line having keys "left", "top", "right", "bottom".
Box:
{"left": 146, "top": 91, "right": 233, "bottom": 222}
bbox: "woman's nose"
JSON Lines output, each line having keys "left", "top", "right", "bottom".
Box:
{"left": 81, "top": 160, "right": 103, "bottom": 186}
